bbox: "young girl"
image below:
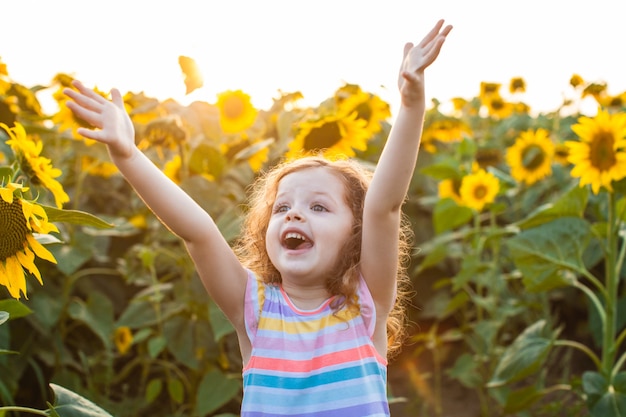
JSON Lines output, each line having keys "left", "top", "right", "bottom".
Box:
{"left": 64, "top": 19, "right": 451, "bottom": 416}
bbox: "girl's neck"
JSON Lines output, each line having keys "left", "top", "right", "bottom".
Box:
{"left": 280, "top": 281, "right": 331, "bottom": 311}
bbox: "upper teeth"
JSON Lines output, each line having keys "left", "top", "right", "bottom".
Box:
{"left": 286, "top": 232, "right": 305, "bottom": 241}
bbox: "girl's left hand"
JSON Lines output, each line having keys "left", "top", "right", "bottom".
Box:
{"left": 398, "top": 19, "right": 452, "bottom": 106}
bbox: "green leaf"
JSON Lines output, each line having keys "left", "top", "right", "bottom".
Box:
{"left": 148, "top": 335, "right": 167, "bottom": 358}
{"left": 507, "top": 217, "right": 591, "bottom": 292}
{"left": 0, "top": 166, "right": 14, "bottom": 181}
{"left": 0, "top": 300, "right": 32, "bottom": 320}
{"left": 83, "top": 216, "right": 143, "bottom": 237}
{"left": 188, "top": 144, "right": 226, "bottom": 179}
{"left": 117, "top": 298, "right": 182, "bottom": 329}
{"left": 416, "top": 242, "right": 448, "bottom": 272}
{"left": 42, "top": 205, "right": 114, "bottom": 229}
{"left": 145, "top": 379, "right": 162, "bottom": 405}
{"left": 446, "top": 353, "right": 482, "bottom": 388}
{"left": 420, "top": 158, "right": 462, "bottom": 180}
{"left": 28, "top": 290, "right": 64, "bottom": 331}
{"left": 195, "top": 370, "right": 241, "bottom": 416}
{"left": 209, "top": 300, "right": 235, "bottom": 342}
{"left": 215, "top": 207, "right": 243, "bottom": 243}
{"left": 163, "top": 315, "right": 200, "bottom": 370}
{"left": 48, "top": 383, "right": 114, "bottom": 416}
{"left": 433, "top": 198, "right": 473, "bottom": 234}
{"left": 516, "top": 185, "right": 589, "bottom": 229}
{"left": 167, "top": 378, "right": 184, "bottom": 404}
{"left": 67, "top": 292, "right": 114, "bottom": 350}
{"left": 583, "top": 371, "right": 626, "bottom": 417}
{"left": 0, "top": 311, "right": 7, "bottom": 325}
{"left": 233, "top": 138, "right": 274, "bottom": 161}
{"left": 47, "top": 231, "right": 95, "bottom": 275}
{"left": 488, "top": 320, "right": 555, "bottom": 387}
{"left": 502, "top": 384, "right": 545, "bottom": 414}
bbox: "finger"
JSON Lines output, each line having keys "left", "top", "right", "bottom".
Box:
{"left": 421, "top": 36, "right": 449, "bottom": 68}
{"left": 401, "top": 71, "right": 419, "bottom": 85}
{"left": 111, "top": 88, "right": 124, "bottom": 109}
{"left": 403, "top": 42, "right": 414, "bottom": 59}
{"left": 66, "top": 101, "right": 102, "bottom": 128}
{"left": 418, "top": 19, "right": 445, "bottom": 48}
{"left": 63, "top": 87, "right": 104, "bottom": 112}
{"left": 71, "top": 80, "right": 109, "bottom": 105}
{"left": 76, "top": 127, "right": 106, "bottom": 142}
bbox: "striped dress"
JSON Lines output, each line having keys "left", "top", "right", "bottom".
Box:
{"left": 241, "top": 269, "right": 390, "bottom": 417}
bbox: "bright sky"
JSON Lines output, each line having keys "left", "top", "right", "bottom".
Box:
{"left": 3, "top": 0, "right": 626, "bottom": 116}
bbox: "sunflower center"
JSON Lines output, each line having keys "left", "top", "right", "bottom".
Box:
{"left": 473, "top": 185, "right": 488, "bottom": 200}
{"left": 590, "top": 129, "right": 617, "bottom": 171}
{"left": 490, "top": 98, "right": 504, "bottom": 110}
{"left": 0, "top": 198, "right": 29, "bottom": 261}
{"left": 521, "top": 144, "right": 546, "bottom": 170}
{"left": 302, "top": 121, "right": 342, "bottom": 150}
{"left": 222, "top": 96, "right": 245, "bottom": 120}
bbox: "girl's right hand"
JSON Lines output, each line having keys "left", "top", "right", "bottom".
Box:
{"left": 63, "top": 80, "right": 136, "bottom": 160}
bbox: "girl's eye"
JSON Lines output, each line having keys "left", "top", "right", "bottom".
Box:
{"left": 273, "top": 204, "right": 289, "bottom": 213}
{"left": 311, "top": 204, "right": 327, "bottom": 212}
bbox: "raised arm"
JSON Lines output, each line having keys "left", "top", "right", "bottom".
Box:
{"left": 361, "top": 20, "right": 452, "bottom": 312}
{"left": 64, "top": 81, "right": 248, "bottom": 327}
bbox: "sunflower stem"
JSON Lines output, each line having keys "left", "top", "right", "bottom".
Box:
{"left": 554, "top": 339, "right": 602, "bottom": 370}
{"left": 0, "top": 406, "right": 48, "bottom": 415}
{"left": 601, "top": 191, "right": 618, "bottom": 377}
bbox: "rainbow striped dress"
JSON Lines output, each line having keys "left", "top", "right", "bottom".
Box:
{"left": 241, "top": 270, "right": 390, "bottom": 416}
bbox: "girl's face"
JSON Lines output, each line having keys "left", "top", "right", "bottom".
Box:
{"left": 265, "top": 166, "right": 354, "bottom": 288}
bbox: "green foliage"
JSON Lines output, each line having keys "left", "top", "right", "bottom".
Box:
{"left": 2, "top": 59, "right": 626, "bottom": 417}
{"left": 47, "top": 383, "right": 114, "bottom": 417}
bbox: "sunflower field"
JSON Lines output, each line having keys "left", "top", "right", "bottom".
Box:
{"left": 1, "top": 56, "right": 626, "bottom": 417}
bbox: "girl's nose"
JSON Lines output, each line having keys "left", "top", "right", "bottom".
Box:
{"left": 285, "top": 207, "right": 303, "bottom": 222}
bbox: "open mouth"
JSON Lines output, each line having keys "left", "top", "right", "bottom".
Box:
{"left": 283, "top": 232, "right": 312, "bottom": 250}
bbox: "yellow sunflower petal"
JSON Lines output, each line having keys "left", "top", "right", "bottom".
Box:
{"left": 567, "top": 109, "right": 626, "bottom": 194}
{"left": 26, "top": 234, "right": 57, "bottom": 264}
{"left": 16, "top": 247, "right": 43, "bottom": 284}
{"left": 0, "top": 262, "right": 8, "bottom": 289}
{"left": 4, "top": 256, "right": 27, "bottom": 299}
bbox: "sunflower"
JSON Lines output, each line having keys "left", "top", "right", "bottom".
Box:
{"left": 438, "top": 178, "right": 463, "bottom": 205}
{"left": 485, "top": 95, "right": 514, "bottom": 119}
{"left": 506, "top": 128, "right": 555, "bottom": 186}
{"left": 124, "top": 91, "right": 164, "bottom": 126}
{"left": 114, "top": 326, "right": 133, "bottom": 355}
{"left": 479, "top": 82, "right": 501, "bottom": 101}
{"left": 81, "top": 155, "right": 118, "bottom": 178}
{"left": 336, "top": 87, "right": 391, "bottom": 135}
{"left": 2, "top": 123, "right": 69, "bottom": 208}
{"left": 286, "top": 112, "right": 370, "bottom": 160}
{"left": 509, "top": 77, "right": 526, "bottom": 94}
{"left": 137, "top": 116, "right": 187, "bottom": 157}
{"left": 582, "top": 83, "right": 607, "bottom": 101}
{"left": 0, "top": 182, "right": 58, "bottom": 299}
{"left": 222, "top": 136, "right": 270, "bottom": 172}
{"left": 163, "top": 154, "right": 182, "bottom": 184}
{"left": 570, "top": 74, "right": 584, "bottom": 88}
{"left": 216, "top": 90, "right": 258, "bottom": 134}
{"left": 475, "top": 148, "right": 503, "bottom": 170}
{"left": 553, "top": 143, "right": 570, "bottom": 165}
{"left": 459, "top": 169, "right": 500, "bottom": 212}
{"left": 597, "top": 93, "right": 626, "bottom": 110}
{"left": 422, "top": 118, "right": 472, "bottom": 151}
{"left": 566, "top": 109, "right": 626, "bottom": 194}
